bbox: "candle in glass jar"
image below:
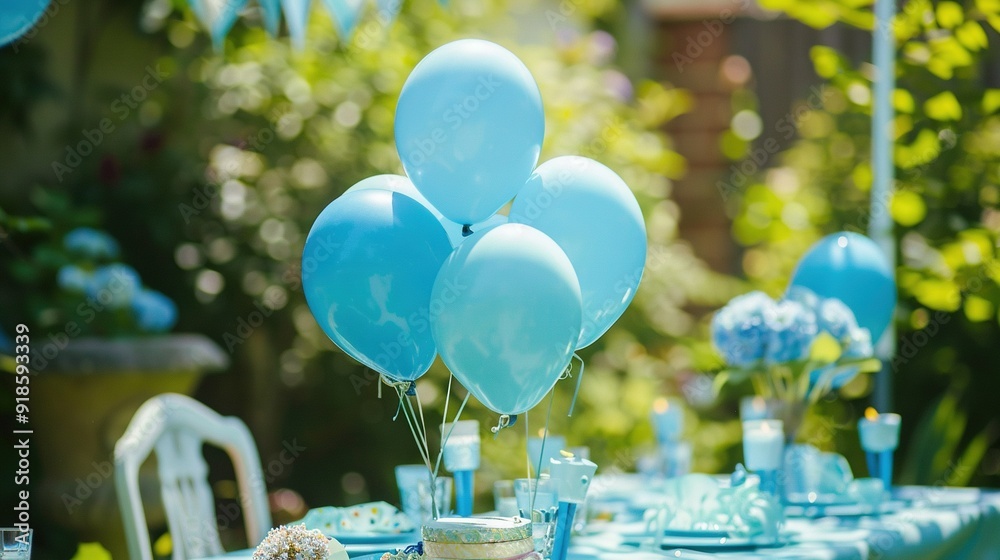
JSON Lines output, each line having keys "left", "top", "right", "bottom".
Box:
{"left": 742, "top": 419, "right": 784, "bottom": 471}
{"left": 651, "top": 397, "right": 684, "bottom": 443}
{"left": 858, "top": 408, "right": 901, "bottom": 452}
{"left": 739, "top": 396, "right": 772, "bottom": 421}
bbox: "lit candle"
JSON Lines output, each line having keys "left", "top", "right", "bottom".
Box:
{"left": 739, "top": 396, "right": 773, "bottom": 421}
{"left": 527, "top": 430, "right": 566, "bottom": 474}
{"left": 858, "top": 408, "right": 901, "bottom": 452}
{"left": 742, "top": 419, "right": 784, "bottom": 472}
{"left": 858, "top": 408, "right": 901, "bottom": 489}
{"left": 651, "top": 397, "right": 684, "bottom": 443}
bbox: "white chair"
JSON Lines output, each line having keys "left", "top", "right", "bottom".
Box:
{"left": 114, "top": 393, "right": 273, "bottom": 560}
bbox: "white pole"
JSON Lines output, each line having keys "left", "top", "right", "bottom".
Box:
{"left": 869, "top": 0, "right": 897, "bottom": 412}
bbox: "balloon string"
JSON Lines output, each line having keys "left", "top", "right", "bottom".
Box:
{"left": 441, "top": 375, "right": 454, "bottom": 438}
{"left": 401, "top": 390, "right": 439, "bottom": 517}
{"left": 531, "top": 387, "right": 558, "bottom": 515}
{"left": 391, "top": 383, "right": 432, "bottom": 470}
{"left": 433, "top": 391, "right": 472, "bottom": 479}
{"left": 567, "top": 353, "right": 585, "bottom": 417}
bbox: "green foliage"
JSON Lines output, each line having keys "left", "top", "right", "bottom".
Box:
{"left": 728, "top": 0, "right": 1000, "bottom": 485}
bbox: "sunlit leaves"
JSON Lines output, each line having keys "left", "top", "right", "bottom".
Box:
{"left": 891, "top": 189, "right": 927, "bottom": 226}
{"left": 924, "top": 91, "right": 963, "bottom": 121}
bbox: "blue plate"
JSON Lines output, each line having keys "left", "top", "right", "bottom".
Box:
{"left": 330, "top": 530, "right": 418, "bottom": 545}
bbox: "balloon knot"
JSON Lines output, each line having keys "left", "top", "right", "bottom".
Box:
{"left": 490, "top": 414, "right": 516, "bottom": 437}
{"left": 462, "top": 224, "right": 473, "bottom": 237}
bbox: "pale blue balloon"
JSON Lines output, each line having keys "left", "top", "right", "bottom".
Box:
{"left": 302, "top": 188, "right": 452, "bottom": 382}
{"left": 346, "top": 174, "right": 507, "bottom": 247}
{"left": 0, "top": 1, "right": 49, "bottom": 47}
{"left": 395, "top": 39, "right": 544, "bottom": 225}
{"left": 790, "top": 232, "right": 895, "bottom": 342}
{"left": 510, "top": 156, "right": 647, "bottom": 349}
{"left": 431, "top": 224, "right": 582, "bottom": 415}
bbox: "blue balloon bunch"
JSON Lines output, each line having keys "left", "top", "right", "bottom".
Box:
{"left": 302, "top": 40, "right": 647, "bottom": 415}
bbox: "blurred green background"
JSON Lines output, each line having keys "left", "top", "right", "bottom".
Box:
{"left": 1, "top": 0, "right": 1000, "bottom": 557}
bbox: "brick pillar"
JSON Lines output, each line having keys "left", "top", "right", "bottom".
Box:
{"left": 650, "top": 15, "right": 742, "bottom": 274}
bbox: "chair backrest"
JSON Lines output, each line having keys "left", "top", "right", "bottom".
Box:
{"left": 114, "top": 393, "right": 273, "bottom": 560}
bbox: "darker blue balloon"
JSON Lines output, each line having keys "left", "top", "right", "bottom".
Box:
{"left": 789, "top": 232, "right": 895, "bottom": 342}
{"left": 302, "top": 189, "right": 453, "bottom": 382}
{"left": 0, "top": 1, "right": 49, "bottom": 47}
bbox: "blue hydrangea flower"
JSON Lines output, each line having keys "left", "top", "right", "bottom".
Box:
{"left": 844, "top": 326, "right": 874, "bottom": 358}
{"left": 763, "top": 300, "right": 818, "bottom": 364}
{"left": 87, "top": 264, "right": 141, "bottom": 308}
{"left": 64, "top": 227, "right": 120, "bottom": 259}
{"left": 57, "top": 265, "right": 93, "bottom": 293}
{"left": 132, "top": 289, "right": 178, "bottom": 333}
{"left": 711, "top": 291, "right": 776, "bottom": 367}
{"left": 784, "top": 285, "right": 821, "bottom": 309}
{"left": 815, "top": 298, "right": 859, "bottom": 341}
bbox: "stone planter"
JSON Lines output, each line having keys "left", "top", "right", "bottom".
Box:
{"left": 32, "top": 334, "right": 228, "bottom": 557}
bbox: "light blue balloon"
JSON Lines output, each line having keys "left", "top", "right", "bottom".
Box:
{"left": 510, "top": 156, "right": 646, "bottom": 349}
{"left": 395, "top": 39, "right": 544, "bottom": 225}
{"left": 302, "top": 188, "right": 452, "bottom": 382}
{"left": 346, "top": 174, "right": 507, "bottom": 247}
{"left": 0, "top": 1, "right": 49, "bottom": 47}
{"left": 431, "top": 224, "right": 582, "bottom": 415}
{"left": 789, "top": 232, "right": 895, "bottom": 342}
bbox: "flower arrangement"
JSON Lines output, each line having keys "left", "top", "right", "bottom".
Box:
{"left": 252, "top": 525, "right": 338, "bottom": 560}
{"left": 710, "top": 287, "right": 880, "bottom": 408}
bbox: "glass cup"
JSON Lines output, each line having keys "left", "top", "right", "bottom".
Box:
{"left": 493, "top": 480, "right": 519, "bottom": 517}
{"left": 514, "top": 477, "right": 559, "bottom": 557}
{"left": 395, "top": 465, "right": 453, "bottom": 525}
{"left": 0, "top": 528, "right": 31, "bottom": 559}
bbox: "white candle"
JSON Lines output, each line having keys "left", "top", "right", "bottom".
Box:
{"left": 742, "top": 419, "right": 784, "bottom": 471}
{"left": 549, "top": 451, "right": 598, "bottom": 503}
{"left": 651, "top": 397, "right": 684, "bottom": 443}
{"left": 858, "top": 408, "right": 901, "bottom": 453}
{"left": 740, "top": 396, "right": 772, "bottom": 421}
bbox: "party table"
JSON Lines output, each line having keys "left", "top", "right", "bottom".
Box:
{"left": 197, "top": 486, "right": 1000, "bottom": 560}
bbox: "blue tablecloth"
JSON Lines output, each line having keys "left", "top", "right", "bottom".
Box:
{"left": 198, "top": 486, "right": 1000, "bottom": 560}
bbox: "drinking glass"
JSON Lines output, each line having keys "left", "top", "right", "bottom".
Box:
{"left": 514, "top": 477, "right": 559, "bottom": 557}
{"left": 493, "top": 480, "right": 518, "bottom": 517}
{"left": 396, "top": 465, "right": 453, "bottom": 525}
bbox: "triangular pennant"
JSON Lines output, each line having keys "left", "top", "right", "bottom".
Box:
{"left": 280, "top": 0, "right": 312, "bottom": 49}
{"left": 212, "top": 0, "right": 248, "bottom": 49}
{"left": 321, "top": 0, "right": 364, "bottom": 39}
{"left": 258, "top": 0, "right": 283, "bottom": 36}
